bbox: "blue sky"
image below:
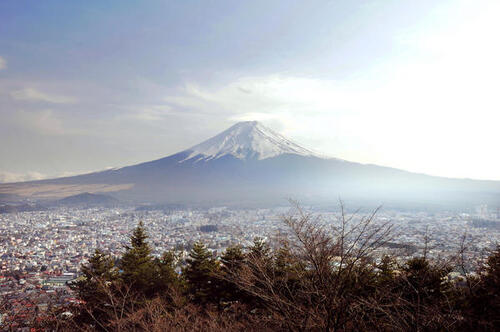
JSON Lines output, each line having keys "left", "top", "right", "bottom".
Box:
{"left": 0, "top": 0, "right": 499, "bottom": 181}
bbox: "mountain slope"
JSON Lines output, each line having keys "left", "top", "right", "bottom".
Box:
{"left": 0, "top": 121, "right": 499, "bottom": 208}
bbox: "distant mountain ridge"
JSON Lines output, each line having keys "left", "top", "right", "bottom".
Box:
{"left": 0, "top": 121, "right": 499, "bottom": 209}
{"left": 57, "top": 192, "right": 119, "bottom": 206}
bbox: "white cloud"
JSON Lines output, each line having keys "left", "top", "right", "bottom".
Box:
{"left": 0, "top": 171, "right": 46, "bottom": 183}
{"left": 13, "top": 109, "right": 67, "bottom": 136}
{"left": 162, "top": 64, "right": 499, "bottom": 180}
{"left": 130, "top": 105, "right": 174, "bottom": 122}
{"left": 154, "top": 2, "right": 500, "bottom": 180}
{"left": 0, "top": 56, "right": 6, "bottom": 70}
{"left": 10, "top": 87, "right": 76, "bottom": 104}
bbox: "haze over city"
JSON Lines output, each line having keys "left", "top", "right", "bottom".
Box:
{"left": 1, "top": 0, "right": 499, "bottom": 183}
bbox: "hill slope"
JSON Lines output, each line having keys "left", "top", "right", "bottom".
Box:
{"left": 56, "top": 192, "right": 119, "bottom": 206}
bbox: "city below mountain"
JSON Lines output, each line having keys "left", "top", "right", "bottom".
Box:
{"left": 0, "top": 121, "right": 499, "bottom": 209}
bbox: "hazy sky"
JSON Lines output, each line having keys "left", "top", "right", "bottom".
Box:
{"left": 0, "top": 0, "right": 499, "bottom": 182}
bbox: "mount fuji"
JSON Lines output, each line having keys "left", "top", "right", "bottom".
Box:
{"left": 180, "top": 121, "right": 318, "bottom": 162}
{"left": 1, "top": 121, "right": 499, "bottom": 208}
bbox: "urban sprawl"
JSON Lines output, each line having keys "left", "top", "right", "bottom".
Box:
{"left": 1, "top": 204, "right": 499, "bottom": 327}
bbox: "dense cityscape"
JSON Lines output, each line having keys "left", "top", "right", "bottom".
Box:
{"left": 1, "top": 203, "right": 499, "bottom": 327}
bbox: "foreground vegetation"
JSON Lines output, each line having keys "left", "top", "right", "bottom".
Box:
{"left": 43, "top": 206, "right": 499, "bottom": 331}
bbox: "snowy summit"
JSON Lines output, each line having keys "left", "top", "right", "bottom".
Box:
{"left": 181, "top": 121, "right": 318, "bottom": 162}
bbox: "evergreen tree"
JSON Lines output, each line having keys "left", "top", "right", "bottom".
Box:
{"left": 402, "top": 256, "right": 451, "bottom": 300}
{"left": 465, "top": 245, "right": 500, "bottom": 329}
{"left": 219, "top": 245, "right": 246, "bottom": 302}
{"left": 71, "top": 249, "right": 118, "bottom": 325}
{"left": 221, "top": 245, "right": 245, "bottom": 273}
{"left": 244, "top": 237, "right": 274, "bottom": 306}
{"left": 248, "top": 237, "right": 273, "bottom": 276}
{"left": 274, "top": 242, "right": 297, "bottom": 276}
{"left": 377, "top": 255, "right": 398, "bottom": 283}
{"left": 120, "top": 221, "right": 156, "bottom": 297}
{"left": 183, "top": 241, "right": 219, "bottom": 304}
{"left": 154, "top": 250, "right": 181, "bottom": 294}
{"left": 483, "top": 245, "right": 500, "bottom": 294}
{"left": 272, "top": 242, "right": 306, "bottom": 301}
{"left": 248, "top": 237, "right": 271, "bottom": 260}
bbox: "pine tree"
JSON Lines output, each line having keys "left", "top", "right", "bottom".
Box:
{"left": 483, "top": 245, "right": 500, "bottom": 292}
{"left": 377, "top": 255, "right": 398, "bottom": 283}
{"left": 71, "top": 249, "right": 117, "bottom": 324}
{"left": 273, "top": 242, "right": 307, "bottom": 303}
{"left": 465, "top": 245, "right": 500, "bottom": 329}
{"left": 221, "top": 245, "right": 245, "bottom": 273}
{"left": 274, "top": 242, "right": 296, "bottom": 276}
{"left": 183, "top": 241, "right": 219, "bottom": 304}
{"left": 73, "top": 249, "right": 117, "bottom": 300}
{"left": 248, "top": 237, "right": 272, "bottom": 275}
{"left": 219, "top": 245, "right": 246, "bottom": 302}
{"left": 120, "top": 221, "right": 156, "bottom": 297}
{"left": 249, "top": 237, "right": 271, "bottom": 260}
{"left": 154, "top": 250, "right": 181, "bottom": 293}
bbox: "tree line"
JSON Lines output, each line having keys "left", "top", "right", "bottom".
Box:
{"left": 44, "top": 205, "right": 500, "bottom": 331}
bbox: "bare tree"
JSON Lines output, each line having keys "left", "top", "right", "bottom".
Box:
{"left": 222, "top": 200, "right": 393, "bottom": 331}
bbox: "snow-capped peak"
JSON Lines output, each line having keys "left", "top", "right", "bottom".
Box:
{"left": 181, "top": 121, "right": 319, "bottom": 162}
